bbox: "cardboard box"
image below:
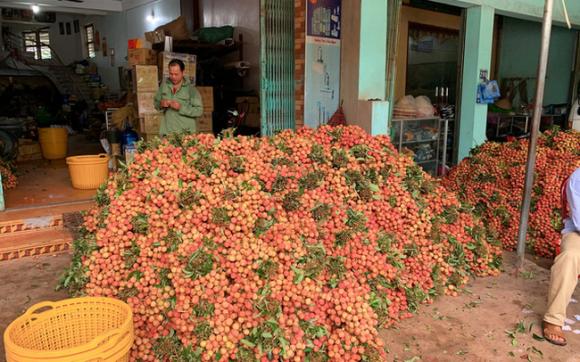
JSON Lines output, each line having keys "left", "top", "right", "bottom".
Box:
{"left": 136, "top": 92, "right": 157, "bottom": 115}
{"left": 196, "top": 87, "right": 214, "bottom": 112}
{"left": 128, "top": 38, "right": 152, "bottom": 49}
{"left": 133, "top": 65, "right": 159, "bottom": 92}
{"left": 128, "top": 48, "right": 157, "bottom": 66}
{"left": 139, "top": 112, "right": 163, "bottom": 134}
{"left": 145, "top": 29, "right": 166, "bottom": 44}
{"left": 158, "top": 51, "right": 196, "bottom": 84}
{"left": 17, "top": 139, "right": 42, "bottom": 162}
{"left": 196, "top": 112, "right": 213, "bottom": 133}
{"left": 143, "top": 133, "right": 160, "bottom": 142}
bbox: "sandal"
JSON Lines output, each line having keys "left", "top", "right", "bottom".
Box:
{"left": 543, "top": 321, "right": 567, "bottom": 346}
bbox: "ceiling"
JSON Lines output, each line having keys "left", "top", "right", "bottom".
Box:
{"left": 0, "top": 0, "right": 152, "bottom": 16}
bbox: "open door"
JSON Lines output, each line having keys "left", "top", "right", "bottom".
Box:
{"left": 260, "top": 0, "right": 295, "bottom": 136}
{"left": 394, "top": 5, "right": 462, "bottom": 168}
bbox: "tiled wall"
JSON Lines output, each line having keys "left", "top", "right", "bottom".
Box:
{"left": 294, "top": 0, "right": 306, "bottom": 128}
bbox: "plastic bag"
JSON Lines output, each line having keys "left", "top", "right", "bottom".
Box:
{"left": 415, "top": 96, "right": 435, "bottom": 117}
{"left": 395, "top": 95, "right": 416, "bottom": 109}
{"left": 477, "top": 80, "right": 501, "bottom": 104}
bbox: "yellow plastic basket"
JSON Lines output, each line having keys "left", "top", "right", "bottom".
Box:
{"left": 66, "top": 154, "right": 110, "bottom": 190}
{"left": 4, "top": 297, "right": 134, "bottom": 362}
{"left": 38, "top": 128, "right": 68, "bottom": 160}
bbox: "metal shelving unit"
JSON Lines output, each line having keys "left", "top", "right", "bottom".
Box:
{"left": 391, "top": 117, "right": 442, "bottom": 176}
{"left": 439, "top": 117, "right": 455, "bottom": 170}
{"left": 105, "top": 108, "right": 119, "bottom": 130}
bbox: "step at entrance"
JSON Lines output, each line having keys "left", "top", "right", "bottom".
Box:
{"left": 0, "top": 201, "right": 94, "bottom": 262}
{"left": 0, "top": 229, "right": 73, "bottom": 261}
{"left": 0, "top": 214, "right": 63, "bottom": 234}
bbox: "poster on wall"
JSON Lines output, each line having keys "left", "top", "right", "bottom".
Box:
{"left": 102, "top": 37, "right": 108, "bottom": 56}
{"left": 304, "top": 0, "right": 341, "bottom": 128}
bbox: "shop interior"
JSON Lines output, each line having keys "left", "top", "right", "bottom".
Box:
{"left": 0, "top": 2, "right": 263, "bottom": 211}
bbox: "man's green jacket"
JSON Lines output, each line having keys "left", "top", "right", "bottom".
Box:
{"left": 154, "top": 78, "right": 203, "bottom": 135}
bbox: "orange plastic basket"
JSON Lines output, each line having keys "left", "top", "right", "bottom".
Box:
{"left": 66, "top": 154, "right": 110, "bottom": 190}
{"left": 4, "top": 297, "right": 134, "bottom": 362}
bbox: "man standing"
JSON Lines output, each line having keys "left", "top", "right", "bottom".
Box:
{"left": 543, "top": 167, "right": 580, "bottom": 346}
{"left": 154, "top": 59, "right": 203, "bottom": 136}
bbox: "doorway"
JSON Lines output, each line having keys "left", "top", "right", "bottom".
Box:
{"left": 394, "top": 3, "right": 462, "bottom": 171}
{"left": 259, "top": 0, "right": 295, "bottom": 136}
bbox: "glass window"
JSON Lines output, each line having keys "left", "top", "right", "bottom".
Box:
{"left": 406, "top": 23, "right": 459, "bottom": 104}
{"left": 39, "top": 31, "right": 51, "bottom": 60}
{"left": 22, "top": 31, "right": 51, "bottom": 60}
{"left": 85, "top": 24, "right": 95, "bottom": 58}
{"left": 23, "top": 32, "right": 38, "bottom": 59}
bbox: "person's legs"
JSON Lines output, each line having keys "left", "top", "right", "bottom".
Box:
{"left": 543, "top": 232, "right": 580, "bottom": 345}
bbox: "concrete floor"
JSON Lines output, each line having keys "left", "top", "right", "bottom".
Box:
{"left": 4, "top": 134, "right": 104, "bottom": 210}
{"left": 381, "top": 253, "right": 580, "bottom": 361}
{"left": 0, "top": 253, "right": 71, "bottom": 359}
{"left": 0, "top": 138, "right": 103, "bottom": 358}
{"left": 5, "top": 160, "right": 97, "bottom": 209}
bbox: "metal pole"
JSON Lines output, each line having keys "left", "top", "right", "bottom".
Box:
{"left": 516, "top": 0, "right": 554, "bottom": 269}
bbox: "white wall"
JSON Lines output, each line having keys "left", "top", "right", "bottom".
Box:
{"left": 2, "top": 13, "right": 83, "bottom": 65}
{"left": 201, "top": 0, "right": 260, "bottom": 93}
{"left": 83, "top": 0, "right": 181, "bottom": 93}
{"left": 51, "top": 14, "right": 83, "bottom": 64}
{"left": 82, "top": 11, "right": 126, "bottom": 94}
